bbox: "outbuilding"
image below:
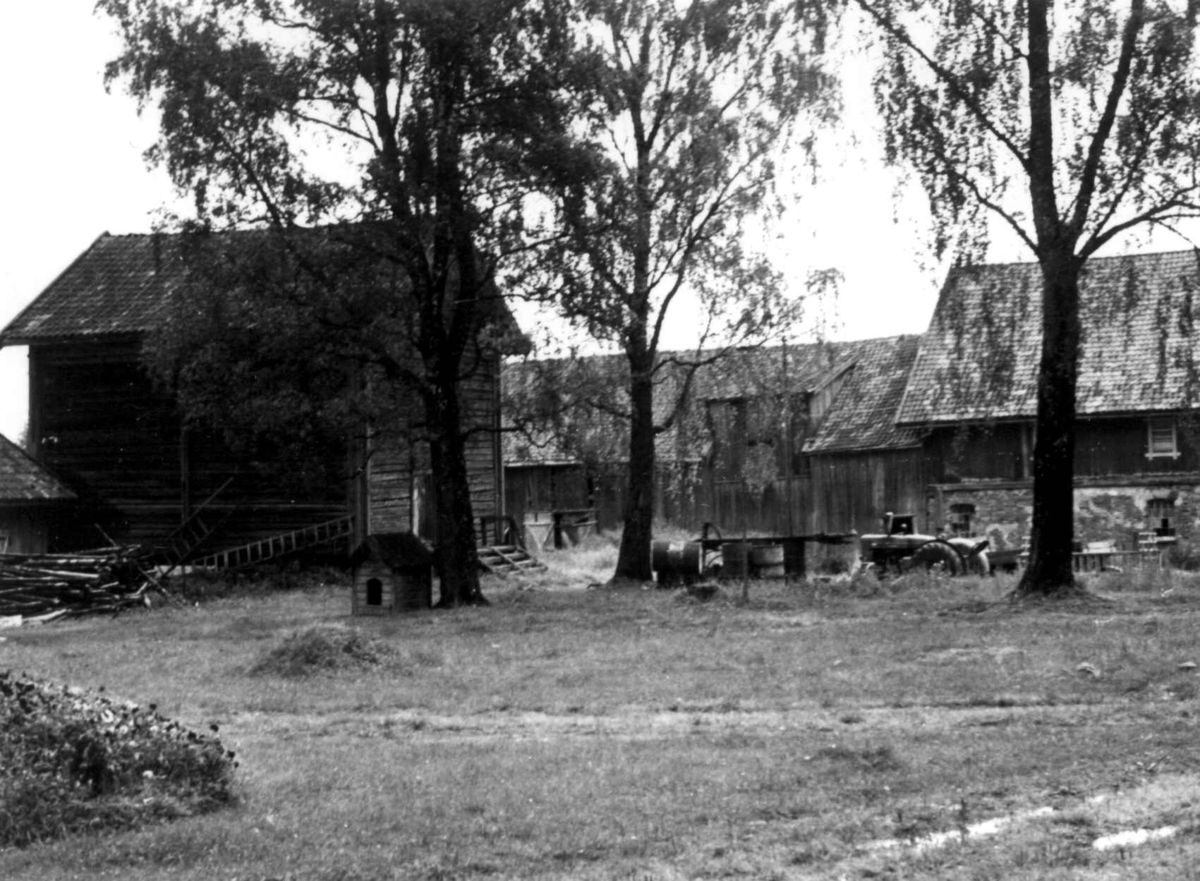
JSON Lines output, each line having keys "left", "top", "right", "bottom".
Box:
{"left": 350, "top": 532, "right": 434, "bottom": 615}
{"left": 0, "top": 433, "right": 76, "bottom": 555}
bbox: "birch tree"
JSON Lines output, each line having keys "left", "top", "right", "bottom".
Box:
{"left": 538, "top": 0, "right": 833, "bottom": 582}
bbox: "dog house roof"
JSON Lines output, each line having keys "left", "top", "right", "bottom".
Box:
{"left": 351, "top": 532, "right": 434, "bottom": 569}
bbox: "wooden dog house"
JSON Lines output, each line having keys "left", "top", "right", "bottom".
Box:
{"left": 350, "top": 533, "right": 433, "bottom": 615}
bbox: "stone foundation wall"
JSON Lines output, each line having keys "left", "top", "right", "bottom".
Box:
{"left": 938, "top": 483, "right": 1200, "bottom": 551}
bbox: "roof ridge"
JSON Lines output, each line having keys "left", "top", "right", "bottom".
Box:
{"left": 953, "top": 246, "right": 1200, "bottom": 273}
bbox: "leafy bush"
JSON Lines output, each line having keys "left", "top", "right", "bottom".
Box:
{"left": 249, "top": 625, "right": 393, "bottom": 677}
{"left": 0, "top": 672, "right": 238, "bottom": 848}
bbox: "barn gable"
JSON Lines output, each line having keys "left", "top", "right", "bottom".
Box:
{"left": 0, "top": 230, "right": 514, "bottom": 559}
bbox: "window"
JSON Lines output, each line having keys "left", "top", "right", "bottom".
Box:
{"left": 948, "top": 503, "right": 975, "bottom": 536}
{"left": 1146, "top": 417, "right": 1180, "bottom": 460}
{"left": 1147, "top": 498, "right": 1176, "bottom": 537}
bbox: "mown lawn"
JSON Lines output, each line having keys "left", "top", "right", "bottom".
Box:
{"left": 2, "top": 550, "right": 1199, "bottom": 880}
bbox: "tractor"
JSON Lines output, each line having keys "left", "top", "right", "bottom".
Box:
{"left": 859, "top": 513, "right": 989, "bottom": 577}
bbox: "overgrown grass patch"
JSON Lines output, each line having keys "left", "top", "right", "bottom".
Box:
{"left": 249, "top": 624, "right": 395, "bottom": 677}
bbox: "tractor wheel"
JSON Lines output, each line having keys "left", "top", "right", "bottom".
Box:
{"left": 910, "top": 539, "right": 964, "bottom": 575}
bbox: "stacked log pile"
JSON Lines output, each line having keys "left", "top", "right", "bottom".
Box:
{"left": 0, "top": 547, "right": 162, "bottom": 619}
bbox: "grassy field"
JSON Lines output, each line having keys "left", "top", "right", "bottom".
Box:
{"left": 2, "top": 539, "right": 1199, "bottom": 880}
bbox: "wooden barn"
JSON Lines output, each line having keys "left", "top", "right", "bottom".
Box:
{"left": 502, "top": 353, "right": 703, "bottom": 536}
{"left": 503, "top": 337, "right": 919, "bottom": 539}
{"left": 0, "top": 432, "right": 76, "bottom": 555}
{"left": 503, "top": 249, "right": 1200, "bottom": 565}
{"left": 693, "top": 339, "right": 907, "bottom": 535}
{"left": 891, "top": 250, "right": 1200, "bottom": 553}
{"left": 0, "top": 231, "right": 513, "bottom": 564}
{"left": 799, "top": 335, "right": 926, "bottom": 537}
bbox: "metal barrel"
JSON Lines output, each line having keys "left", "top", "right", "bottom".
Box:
{"left": 750, "top": 544, "right": 785, "bottom": 578}
{"left": 652, "top": 540, "right": 703, "bottom": 585}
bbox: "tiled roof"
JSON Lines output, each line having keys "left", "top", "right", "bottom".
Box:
{"left": 0, "top": 229, "right": 524, "bottom": 347}
{"left": 1, "top": 233, "right": 185, "bottom": 343}
{"left": 802, "top": 335, "right": 924, "bottom": 453}
{"left": 896, "top": 250, "right": 1200, "bottom": 424}
{"left": 503, "top": 338, "right": 913, "bottom": 465}
{"left": 0, "top": 434, "right": 76, "bottom": 503}
{"left": 690, "top": 341, "right": 854, "bottom": 401}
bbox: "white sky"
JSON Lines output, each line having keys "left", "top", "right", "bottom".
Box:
{"left": 0, "top": 2, "right": 1000, "bottom": 444}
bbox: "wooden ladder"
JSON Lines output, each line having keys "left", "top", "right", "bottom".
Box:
{"left": 155, "top": 478, "right": 236, "bottom": 579}
{"left": 190, "top": 515, "right": 355, "bottom": 571}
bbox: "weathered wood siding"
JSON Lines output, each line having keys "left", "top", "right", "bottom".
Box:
{"left": 504, "top": 461, "right": 702, "bottom": 534}
{"left": 1075, "top": 417, "right": 1199, "bottom": 476}
{"left": 809, "top": 449, "right": 928, "bottom": 536}
{"left": 0, "top": 508, "right": 58, "bottom": 555}
{"left": 366, "top": 355, "right": 502, "bottom": 541}
{"left": 504, "top": 465, "right": 590, "bottom": 521}
{"left": 364, "top": 435, "right": 428, "bottom": 538}
{"left": 695, "top": 474, "right": 812, "bottom": 536}
{"left": 924, "top": 424, "right": 1029, "bottom": 483}
{"left": 29, "top": 339, "right": 348, "bottom": 551}
{"left": 925, "top": 417, "right": 1199, "bottom": 485}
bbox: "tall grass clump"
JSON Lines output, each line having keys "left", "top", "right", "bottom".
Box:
{"left": 0, "top": 672, "right": 237, "bottom": 848}
{"left": 249, "top": 625, "right": 393, "bottom": 677}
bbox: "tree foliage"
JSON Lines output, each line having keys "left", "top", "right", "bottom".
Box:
{"left": 853, "top": 0, "right": 1200, "bottom": 594}
{"left": 530, "top": 0, "right": 834, "bottom": 581}
{"left": 100, "top": 0, "right": 589, "bottom": 604}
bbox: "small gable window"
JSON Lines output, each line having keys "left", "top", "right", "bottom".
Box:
{"left": 1146, "top": 418, "right": 1180, "bottom": 460}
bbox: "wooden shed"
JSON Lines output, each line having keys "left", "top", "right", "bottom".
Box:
{"left": 0, "top": 432, "right": 76, "bottom": 555}
{"left": 350, "top": 533, "right": 434, "bottom": 615}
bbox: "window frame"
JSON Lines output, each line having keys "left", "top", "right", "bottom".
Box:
{"left": 1145, "top": 417, "right": 1181, "bottom": 460}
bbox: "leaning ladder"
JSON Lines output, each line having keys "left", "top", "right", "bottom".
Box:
{"left": 155, "top": 478, "right": 236, "bottom": 580}
{"left": 190, "top": 515, "right": 355, "bottom": 571}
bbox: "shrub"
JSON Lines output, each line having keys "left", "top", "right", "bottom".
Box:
{"left": 0, "top": 672, "right": 237, "bottom": 848}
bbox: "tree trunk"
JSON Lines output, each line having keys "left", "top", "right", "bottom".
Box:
{"left": 428, "top": 379, "right": 486, "bottom": 607}
{"left": 613, "top": 348, "right": 656, "bottom": 583}
{"left": 1017, "top": 254, "right": 1082, "bottom": 596}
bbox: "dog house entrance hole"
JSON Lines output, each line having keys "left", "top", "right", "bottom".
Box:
{"left": 366, "top": 577, "right": 383, "bottom": 606}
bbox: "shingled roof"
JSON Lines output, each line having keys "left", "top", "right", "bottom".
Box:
{"left": 802, "top": 335, "right": 924, "bottom": 454}
{"left": 1, "top": 233, "right": 185, "bottom": 344}
{"left": 0, "top": 434, "right": 75, "bottom": 504}
{"left": 896, "top": 250, "right": 1200, "bottom": 425}
{"left": 503, "top": 338, "right": 916, "bottom": 466}
{"left": 0, "top": 229, "right": 525, "bottom": 347}
{"left": 690, "top": 341, "right": 854, "bottom": 402}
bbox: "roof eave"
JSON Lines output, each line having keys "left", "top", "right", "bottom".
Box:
{"left": 0, "top": 330, "right": 147, "bottom": 349}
